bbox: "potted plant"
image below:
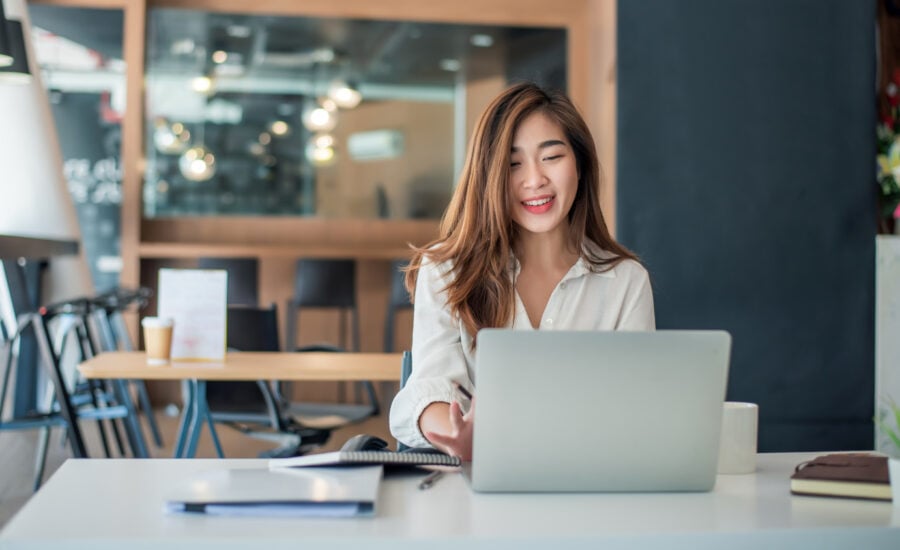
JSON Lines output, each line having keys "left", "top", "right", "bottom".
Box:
{"left": 875, "top": 396, "right": 900, "bottom": 503}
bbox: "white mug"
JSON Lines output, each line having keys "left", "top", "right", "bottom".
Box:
{"left": 717, "top": 401, "right": 758, "bottom": 475}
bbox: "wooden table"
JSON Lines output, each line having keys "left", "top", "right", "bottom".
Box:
{"left": 78, "top": 351, "right": 403, "bottom": 458}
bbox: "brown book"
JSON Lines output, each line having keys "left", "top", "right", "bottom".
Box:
{"left": 790, "top": 453, "right": 892, "bottom": 501}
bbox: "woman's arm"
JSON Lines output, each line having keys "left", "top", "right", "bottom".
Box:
{"left": 389, "top": 257, "right": 474, "bottom": 450}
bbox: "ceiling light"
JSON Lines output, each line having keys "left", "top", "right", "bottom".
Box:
{"left": 191, "top": 75, "right": 214, "bottom": 94}
{"left": 258, "top": 132, "right": 272, "bottom": 145}
{"left": 301, "top": 102, "right": 337, "bottom": 132}
{"left": 269, "top": 120, "right": 290, "bottom": 136}
{"left": 153, "top": 119, "right": 191, "bottom": 154}
{"left": 327, "top": 80, "right": 362, "bottom": 109}
{"left": 319, "top": 97, "right": 338, "bottom": 112}
{"left": 470, "top": 34, "right": 494, "bottom": 48}
{"left": 211, "top": 50, "right": 228, "bottom": 64}
{"left": 440, "top": 59, "right": 461, "bottom": 72}
{"left": 179, "top": 146, "right": 216, "bottom": 181}
{"left": 305, "top": 134, "right": 337, "bottom": 167}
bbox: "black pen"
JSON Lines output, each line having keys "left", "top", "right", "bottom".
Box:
{"left": 453, "top": 382, "right": 473, "bottom": 401}
{"left": 418, "top": 470, "right": 445, "bottom": 490}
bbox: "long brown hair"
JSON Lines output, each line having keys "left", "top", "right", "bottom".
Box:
{"left": 406, "top": 82, "right": 637, "bottom": 338}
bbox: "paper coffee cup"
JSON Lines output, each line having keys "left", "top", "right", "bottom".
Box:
{"left": 717, "top": 401, "right": 758, "bottom": 475}
{"left": 142, "top": 317, "right": 174, "bottom": 365}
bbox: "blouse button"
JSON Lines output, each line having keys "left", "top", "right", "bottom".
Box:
{"left": 560, "top": 282, "right": 567, "bottom": 290}
{"left": 545, "top": 318, "right": 554, "bottom": 327}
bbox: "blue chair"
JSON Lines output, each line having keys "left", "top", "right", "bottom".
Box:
{"left": 384, "top": 260, "right": 412, "bottom": 353}
{"left": 397, "top": 350, "right": 412, "bottom": 452}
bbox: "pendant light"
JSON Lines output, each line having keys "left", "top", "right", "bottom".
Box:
{"left": 327, "top": 79, "right": 362, "bottom": 109}
{"left": 0, "top": 0, "right": 92, "bottom": 301}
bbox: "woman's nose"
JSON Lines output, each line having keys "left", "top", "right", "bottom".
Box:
{"left": 521, "top": 162, "right": 548, "bottom": 189}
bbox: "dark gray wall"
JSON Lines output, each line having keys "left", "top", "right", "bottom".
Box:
{"left": 617, "top": 0, "right": 876, "bottom": 451}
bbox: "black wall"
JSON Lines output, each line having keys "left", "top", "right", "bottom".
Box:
{"left": 617, "top": 0, "right": 876, "bottom": 451}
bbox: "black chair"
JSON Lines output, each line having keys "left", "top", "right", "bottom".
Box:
{"left": 383, "top": 260, "right": 413, "bottom": 353}
{"left": 197, "top": 257, "right": 259, "bottom": 307}
{"left": 282, "top": 258, "right": 379, "bottom": 428}
{"left": 0, "top": 262, "right": 148, "bottom": 488}
{"left": 205, "top": 304, "right": 331, "bottom": 457}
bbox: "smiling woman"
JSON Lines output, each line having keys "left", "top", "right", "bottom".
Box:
{"left": 389, "top": 82, "right": 655, "bottom": 457}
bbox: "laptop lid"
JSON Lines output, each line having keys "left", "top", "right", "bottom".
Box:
{"left": 471, "top": 330, "right": 731, "bottom": 493}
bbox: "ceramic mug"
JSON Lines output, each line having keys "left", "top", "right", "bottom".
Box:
{"left": 718, "top": 401, "right": 759, "bottom": 474}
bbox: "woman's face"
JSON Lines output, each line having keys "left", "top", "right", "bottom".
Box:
{"left": 506, "top": 111, "right": 579, "bottom": 238}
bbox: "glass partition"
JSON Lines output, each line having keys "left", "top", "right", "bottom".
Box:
{"left": 29, "top": 5, "right": 125, "bottom": 291}
{"left": 143, "top": 9, "right": 566, "bottom": 219}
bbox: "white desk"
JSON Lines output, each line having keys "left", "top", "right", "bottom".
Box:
{"left": 2, "top": 453, "right": 898, "bottom": 549}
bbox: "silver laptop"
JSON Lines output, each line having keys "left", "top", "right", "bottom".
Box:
{"left": 470, "top": 330, "right": 731, "bottom": 492}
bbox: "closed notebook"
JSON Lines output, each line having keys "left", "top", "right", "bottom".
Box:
{"left": 269, "top": 450, "right": 461, "bottom": 469}
{"left": 164, "top": 466, "right": 382, "bottom": 517}
{"left": 790, "top": 453, "right": 892, "bottom": 501}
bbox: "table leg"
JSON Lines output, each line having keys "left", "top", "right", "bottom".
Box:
{"left": 184, "top": 381, "right": 225, "bottom": 458}
{"left": 173, "top": 380, "right": 195, "bottom": 458}
{"left": 112, "top": 378, "right": 149, "bottom": 458}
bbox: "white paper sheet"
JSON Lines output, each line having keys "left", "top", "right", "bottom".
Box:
{"left": 157, "top": 268, "right": 227, "bottom": 361}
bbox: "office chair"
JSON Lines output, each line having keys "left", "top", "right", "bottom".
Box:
{"left": 88, "top": 287, "right": 164, "bottom": 448}
{"left": 383, "top": 260, "right": 413, "bottom": 353}
{"left": 397, "top": 350, "right": 412, "bottom": 452}
{"left": 0, "top": 261, "right": 146, "bottom": 487}
{"left": 197, "top": 257, "right": 259, "bottom": 307}
{"left": 282, "top": 259, "right": 379, "bottom": 429}
{"left": 205, "top": 304, "right": 331, "bottom": 457}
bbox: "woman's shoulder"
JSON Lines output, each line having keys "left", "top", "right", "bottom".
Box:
{"left": 584, "top": 241, "right": 649, "bottom": 280}
{"left": 416, "top": 250, "right": 457, "bottom": 286}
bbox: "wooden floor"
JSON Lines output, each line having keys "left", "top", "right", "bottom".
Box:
{"left": 0, "top": 406, "right": 394, "bottom": 528}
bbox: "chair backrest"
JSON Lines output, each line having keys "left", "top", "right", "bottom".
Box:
{"left": 384, "top": 260, "right": 412, "bottom": 352}
{"left": 397, "top": 350, "right": 412, "bottom": 451}
{"left": 292, "top": 259, "right": 356, "bottom": 308}
{"left": 197, "top": 257, "right": 259, "bottom": 306}
{"left": 226, "top": 304, "right": 280, "bottom": 352}
{"left": 287, "top": 259, "right": 358, "bottom": 352}
{"left": 205, "top": 304, "right": 279, "bottom": 410}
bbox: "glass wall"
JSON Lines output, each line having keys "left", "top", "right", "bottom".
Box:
{"left": 29, "top": 5, "right": 124, "bottom": 291}
{"left": 143, "top": 9, "right": 565, "bottom": 219}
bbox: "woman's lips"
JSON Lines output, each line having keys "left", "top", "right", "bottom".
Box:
{"left": 521, "top": 195, "right": 555, "bottom": 214}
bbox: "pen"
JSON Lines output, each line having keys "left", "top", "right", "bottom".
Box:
{"left": 418, "top": 470, "right": 445, "bottom": 490}
{"left": 453, "top": 382, "right": 473, "bottom": 401}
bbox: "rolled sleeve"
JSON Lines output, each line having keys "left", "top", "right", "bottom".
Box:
{"left": 389, "top": 257, "right": 473, "bottom": 448}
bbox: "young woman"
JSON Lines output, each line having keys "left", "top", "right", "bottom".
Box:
{"left": 389, "top": 82, "right": 655, "bottom": 459}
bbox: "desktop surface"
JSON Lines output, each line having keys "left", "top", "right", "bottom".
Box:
{"left": 1, "top": 453, "right": 898, "bottom": 549}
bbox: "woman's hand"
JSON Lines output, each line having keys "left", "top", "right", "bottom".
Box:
{"left": 419, "top": 398, "right": 475, "bottom": 461}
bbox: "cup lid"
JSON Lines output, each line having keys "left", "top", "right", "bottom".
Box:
{"left": 141, "top": 317, "right": 173, "bottom": 328}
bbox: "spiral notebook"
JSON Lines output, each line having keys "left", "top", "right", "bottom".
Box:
{"left": 269, "top": 450, "right": 461, "bottom": 469}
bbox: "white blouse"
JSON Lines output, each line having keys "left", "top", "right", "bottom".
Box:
{"left": 388, "top": 251, "right": 656, "bottom": 449}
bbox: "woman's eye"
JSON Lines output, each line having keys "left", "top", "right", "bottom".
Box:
{"left": 510, "top": 161, "right": 521, "bottom": 168}
{"left": 543, "top": 155, "right": 563, "bottom": 162}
